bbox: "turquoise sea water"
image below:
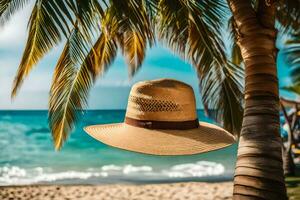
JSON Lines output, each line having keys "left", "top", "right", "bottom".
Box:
{"left": 0, "top": 110, "right": 237, "bottom": 185}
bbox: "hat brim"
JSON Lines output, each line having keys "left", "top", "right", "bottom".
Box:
{"left": 84, "top": 122, "right": 236, "bottom": 156}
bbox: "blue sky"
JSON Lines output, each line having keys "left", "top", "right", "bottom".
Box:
{"left": 0, "top": 4, "right": 293, "bottom": 110}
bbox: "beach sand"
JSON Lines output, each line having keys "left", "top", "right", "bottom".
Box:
{"left": 0, "top": 182, "right": 232, "bottom": 200}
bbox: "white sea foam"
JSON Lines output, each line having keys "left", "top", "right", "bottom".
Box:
{"left": 0, "top": 166, "right": 27, "bottom": 178}
{"left": 101, "top": 165, "right": 122, "bottom": 171}
{"left": 0, "top": 161, "right": 225, "bottom": 185}
{"left": 0, "top": 166, "right": 108, "bottom": 185}
{"left": 101, "top": 164, "right": 152, "bottom": 174}
{"left": 122, "top": 165, "right": 153, "bottom": 174}
{"left": 163, "top": 161, "right": 224, "bottom": 178}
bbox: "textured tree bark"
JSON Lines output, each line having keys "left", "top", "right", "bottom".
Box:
{"left": 228, "top": 0, "right": 288, "bottom": 199}
{"left": 283, "top": 148, "right": 296, "bottom": 176}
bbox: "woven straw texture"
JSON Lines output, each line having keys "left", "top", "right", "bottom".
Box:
{"left": 125, "top": 79, "right": 197, "bottom": 121}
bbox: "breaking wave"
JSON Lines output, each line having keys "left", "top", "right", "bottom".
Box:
{"left": 0, "top": 161, "right": 225, "bottom": 185}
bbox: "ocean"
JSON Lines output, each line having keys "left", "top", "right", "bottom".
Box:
{"left": 0, "top": 110, "right": 237, "bottom": 186}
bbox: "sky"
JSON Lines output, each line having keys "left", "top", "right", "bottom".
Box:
{"left": 0, "top": 4, "right": 293, "bottom": 110}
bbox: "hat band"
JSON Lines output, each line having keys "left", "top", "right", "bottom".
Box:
{"left": 124, "top": 117, "right": 199, "bottom": 130}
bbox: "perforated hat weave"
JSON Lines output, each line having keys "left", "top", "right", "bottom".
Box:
{"left": 84, "top": 79, "right": 235, "bottom": 155}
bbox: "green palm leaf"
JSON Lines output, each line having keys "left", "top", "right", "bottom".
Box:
{"left": 108, "top": 0, "right": 154, "bottom": 76}
{"left": 49, "top": 27, "right": 117, "bottom": 150}
{"left": 122, "top": 30, "right": 147, "bottom": 76}
{"left": 282, "top": 33, "right": 300, "bottom": 98}
{"left": 284, "top": 34, "right": 300, "bottom": 83}
{"left": 11, "top": 0, "right": 72, "bottom": 97}
{"left": 0, "top": 0, "right": 31, "bottom": 26}
{"left": 49, "top": 27, "right": 88, "bottom": 150}
{"left": 66, "top": 0, "right": 104, "bottom": 38}
{"left": 277, "top": 0, "right": 300, "bottom": 32}
{"left": 157, "top": 0, "right": 189, "bottom": 58}
{"left": 198, "top": 62, "right": 244, "bottom": 135}
{"left": 143, "top": 0, "right": 159, "bottom": 24}
{"left": 50, "top": 1, "right": 153, "bottom": 149}
{"left": 11, "top": 0, "right": 105, "bottom": 98}
{"left": 157, "top": 0, "right": 243, "bottom": 134}
{"left": 282, "top": 85, "right": 300, "bottom": 96}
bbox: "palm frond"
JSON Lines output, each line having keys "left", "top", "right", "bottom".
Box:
{"left": 157, "top": 0, "right": 243, "bottom": 134}
{"left": 157, "top": 0, "right": 189, "bottom": 58}
{"left": 282, "top": 33, "right": 300, "bottom": 99}
{"left": 45, "top": 0, "right": 75, "bottom": 37}
{"left": 282, "top": 85, "right": 300, "bottom": 96}
{"left": 198, "top": 62, "right": 244, "bottom": 135}
{"left": 158, "top": 0, "right": 226, "bottom": 61}
{"left": 143, "top": 0, "right": 159, "bottom": 23}
{"left": 49, "top": 27, "right": 90, "bottom": 150}
{"left": 122, "top": 30, "right": 147, "bottom": 76}
{"left": 11, "top": 0, "right": 75, "bottom": 97}
{"left": 67, "top": 0, "right": 104, "bottom": 39}
{"left": 107, "top": 0, "right": 154, "bottom": 76}
{"left": 277, "top": 0, "right": 300, "bottom": 32}
{"left": 91, "top": 31, "right": 118, "bottom": 75}
{"left": 11, "top": 0, "right": 107, "bottom": 98}
{"left": 0, "top": 0, "right": 31, "bottom": 26}
{"left": 228, "top": 16, "right": 243, "bottom": 66}
{"left": 49, "top": 26, "right": 117, "bottom": 150}
{"left": 284, "top": 33, "right": 300, "bottom": 83}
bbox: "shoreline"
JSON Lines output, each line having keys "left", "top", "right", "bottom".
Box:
{"left": 0, "top": 182, "right": 233, "bottom": 200}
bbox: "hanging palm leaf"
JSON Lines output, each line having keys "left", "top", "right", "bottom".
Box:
{"left": 157, "top": 0, "right": 189, "bottom": 58}
{"left": 49, "top": 24, "right": 118, "bottom": 149}
{"left": 158, "top": 0, "right": 243, "bottom": 134}
{"left": 0, "top": 0, "right": 32, "bottom": 26}
{"left": 282, "top": 85, "right": 300, "bottom": 95}
{"left": 123, "top": 30, "right": 147, "bottom": 76}
{"left": 66, "top": 0, "right": 104, "bottom": 39}
{"left": 198, "top": 62, "right": 244, "bottom": 135}
{"left": 11, "top": 0, "right": 74, "bottom": 97}
{"left": 108, "top": 0, "right": 154, "bottom": 76}
{"left": 49, "top": 27, "right": 88, "bottom": 150}
{"left": 277, "top": 0, "right": 300, "bottom": 32}
{"left": 284, "top": 33, "right": 300, "bottom": 83}
{"left": 11, "top": 0, "right": 105, "bottom": 98}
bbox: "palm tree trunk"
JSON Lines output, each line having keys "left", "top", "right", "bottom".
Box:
{"left": 228, "top": 0, "right": 287, "bottom": 199}
{"left": 283, "top": 147, "right": 296, "bottom": 176}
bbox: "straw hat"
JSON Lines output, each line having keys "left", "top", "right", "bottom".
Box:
{"left": 84, "top": 79, "right": 235, "bottom": 155}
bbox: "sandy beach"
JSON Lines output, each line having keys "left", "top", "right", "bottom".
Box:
{"left": 0, "top": 182, "right": 232, "bottom": 200}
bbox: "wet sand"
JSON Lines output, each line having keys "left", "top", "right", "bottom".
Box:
{"left": 0, "top": 182, "right": 232, "bottom": 200}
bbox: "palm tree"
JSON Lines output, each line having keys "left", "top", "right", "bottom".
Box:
{"left": 1, "top": 0, "right": 299, "bottom": 199}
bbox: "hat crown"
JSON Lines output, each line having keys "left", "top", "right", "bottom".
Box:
{"left": 126, "top": 79, "right": 197, "bottom": 121}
